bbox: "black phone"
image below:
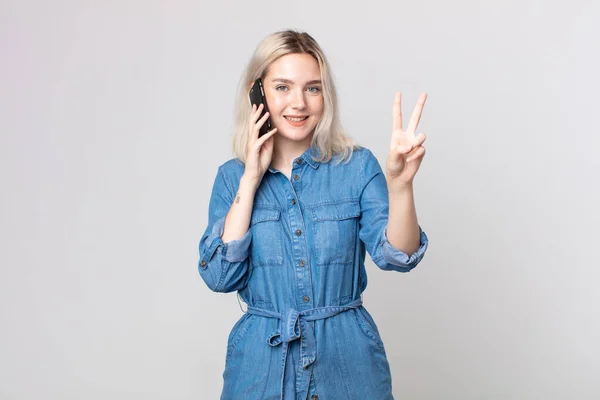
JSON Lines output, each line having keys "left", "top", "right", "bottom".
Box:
{"left": 249, "top": 78, "right": 272, "bottom": 138}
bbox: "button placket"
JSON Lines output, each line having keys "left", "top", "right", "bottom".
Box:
{"left": 286, "top": 167, "right": 314, "bottom": 312}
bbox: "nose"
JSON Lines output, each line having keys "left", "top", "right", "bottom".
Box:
{"left": 291, "top": 88, "right": 306, "bottom": 110}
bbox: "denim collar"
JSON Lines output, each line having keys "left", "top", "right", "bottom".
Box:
{"left": 300, "top": 145, "right": 321, "bottom": 169}
{"left": 268, "top": 145, "right": 321, "bottom": 173}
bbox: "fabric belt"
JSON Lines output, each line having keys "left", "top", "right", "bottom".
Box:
{"left": 246, "top": 298, "right": 363, "bottom": 400}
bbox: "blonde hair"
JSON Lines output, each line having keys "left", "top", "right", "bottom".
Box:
{"left": 232, "top": 30, "right": 359, "bottom": 165}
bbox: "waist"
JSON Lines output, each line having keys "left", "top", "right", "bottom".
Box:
{"left": 246, "top": 297, "right": 363, "bottom": 321}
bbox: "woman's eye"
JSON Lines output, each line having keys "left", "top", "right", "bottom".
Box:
{"left": 307, "top": 87, "right": 322, "bottom": 93}
{"left": 275, "top": 85, "right": 288, "bottom": 91}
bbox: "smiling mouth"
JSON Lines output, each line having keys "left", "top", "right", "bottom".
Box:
{"left": 284, "top": 116, "right": 309, "bottom": 122}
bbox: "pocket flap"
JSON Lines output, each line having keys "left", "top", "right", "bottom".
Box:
{"left": 251, "top": 207, "right": 281, "bottom": 225}
{"left": 312, "top": 201, "right": 360, "bottom": 222}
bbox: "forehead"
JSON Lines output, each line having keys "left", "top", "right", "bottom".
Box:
{"left": 265, "top": 53, "right": 321, "bottom": 81}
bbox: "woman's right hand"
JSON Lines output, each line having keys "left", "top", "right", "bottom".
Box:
{"left": 243, "top": 103, "right": 277, "bottom": 184}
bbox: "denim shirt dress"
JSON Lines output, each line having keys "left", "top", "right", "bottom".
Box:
{"left": 198, "top": 146, "right": 429, "bottom": 400}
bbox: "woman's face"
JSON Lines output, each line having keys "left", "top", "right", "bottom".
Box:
{"left": 262, "top": 53, "right": 324, "bottom": 143}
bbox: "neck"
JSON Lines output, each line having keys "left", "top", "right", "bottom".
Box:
{"left": 271, "top": 135, "right": 312, "bottom": 170}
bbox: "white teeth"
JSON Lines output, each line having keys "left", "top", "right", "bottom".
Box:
{"left": 285, "top": 116, "right": 308, "bottom": 122}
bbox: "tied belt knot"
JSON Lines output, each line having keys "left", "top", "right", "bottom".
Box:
{"left": 246, "top": 298, "right": 363, "bottom": 400}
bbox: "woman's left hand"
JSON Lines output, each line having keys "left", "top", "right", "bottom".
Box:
{"left": 385, "top": 92, "right": 428, "bottom": 187}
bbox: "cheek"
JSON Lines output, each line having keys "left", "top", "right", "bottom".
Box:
{"left": 266, "top": 94, "right": 284, "bottom": 113}
{"left": 312, "top": 98, "right": 324, "bottom": 116}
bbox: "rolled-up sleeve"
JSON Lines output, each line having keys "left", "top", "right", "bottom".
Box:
{"left": 198, "top": 166, "right": 252, "bottom": 292}
{"left": 358, "top": 149, "right": 429, "bottom": 272}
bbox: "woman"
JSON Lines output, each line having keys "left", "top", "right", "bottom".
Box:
{"left": 198, "top": 30, "right": 429, "bottom": 400}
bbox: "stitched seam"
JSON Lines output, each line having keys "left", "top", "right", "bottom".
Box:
{"left": 214, "top": 259, "right": 230, "bottom": 292}
{"left": 360, "top": 148, "right": 365, "bottom": 190}
{"left": 354, "top": 309, "right": 385, "bottom": 352}
{"left": 218, "top": 166, "right": 234, "bottom": 203}
{"left": 227, "top": 314, "right": 255, "bottom": 359}
{"left": 303, "top": 197, "right": 359, "bottom": 209}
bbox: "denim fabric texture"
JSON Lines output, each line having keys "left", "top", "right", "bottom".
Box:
{"left": 198, "top": 146, "right": 429, "bottom": 400}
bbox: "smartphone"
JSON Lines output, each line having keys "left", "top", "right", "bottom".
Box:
{"left": 249, "top": 78, "right": 272, "bottom": 138}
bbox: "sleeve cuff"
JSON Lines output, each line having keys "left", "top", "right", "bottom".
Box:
{"left": 379, "top": 225, "right": 429, "bottom": 269}
{"left": 204, "top": 216, "right": 252, "bottom": 263}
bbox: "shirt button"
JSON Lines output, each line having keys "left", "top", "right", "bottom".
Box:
{"left": 293, "top": 174, "right": 300, "bottom": 181}
{"left": 296, "top": 158, "right": 303, "bottom": 165}
{"left": 299, "top": 259, "right": 306, "bottom": 267}
{"left": 311, "top": 395, "right": 319, "bottom": 400}
{"left": 200, "top": 260, "right": 207, "bottom": 267}
{"left": 295, "top": 229, "right": 302, "bottom": 236}
{"left": 303, "top": 296, "right": 310, "bottom": 303}
{"left": 291, "top": 198, "right": 296, "bottom": 205}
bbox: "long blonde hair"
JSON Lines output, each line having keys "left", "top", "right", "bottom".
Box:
{"left": 232, "top": 30, "right": 359, "bottom": 165}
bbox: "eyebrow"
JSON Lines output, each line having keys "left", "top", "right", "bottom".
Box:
{"left": 271, "top": 78, "right": 322, "bottom": 85}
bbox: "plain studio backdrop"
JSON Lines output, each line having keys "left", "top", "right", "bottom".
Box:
{"left": 1, "top": 0, "right": 599, "bottom": 399}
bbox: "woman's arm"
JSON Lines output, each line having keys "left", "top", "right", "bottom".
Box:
{"left": 199, "top": 101, "right": 276, "bottom": 291}
{"left": 385, "top": 182, "right": 421, "bottom": 256}
{"left": 221, "top": 174, "right": 259, "bottom": 243}
{"left": 198, "top": 169, "right": 256, "bottom": 293}
{"left": 358, "top": 149, "right": 428, "bottom": 272}
{"left": 383, "top": 91, "right": 428, "bottom": 259}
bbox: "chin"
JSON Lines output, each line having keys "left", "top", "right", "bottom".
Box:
{"left": 274, "top": 124, "right": 315, "bottom": 142}
{"left": 277, "top": 129, "right": 314, "bottom": 142}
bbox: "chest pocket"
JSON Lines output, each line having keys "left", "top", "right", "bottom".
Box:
{"left": 250, "top": 206, "right": 284, "bottom": 267}
{"left": 311, "top": 200, "right": 361, "bottom": 266}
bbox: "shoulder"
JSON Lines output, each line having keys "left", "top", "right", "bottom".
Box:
{"left": 347, "top": 146, "right": 385, "bottom": 185}
{"left": 354, "top": 146, "right": 378, "bottom": 165}
{"left": 320, "top": 146, "right": 383, "bottom": 195}
{"left": 214, "top": 158, "right": 245, "bottom": 194}
{"left": 219, "top": 158, "right": 245, "bottom": 174}
{"left": 331, "top": 145, "right": 381, "bottom": 174}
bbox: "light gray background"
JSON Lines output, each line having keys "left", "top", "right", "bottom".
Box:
{"left": 1, "top": 0, "right": 599, "bottom": 399}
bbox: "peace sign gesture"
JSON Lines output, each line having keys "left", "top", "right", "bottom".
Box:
{"left": 385, "top": 92, "right": 428, "bottom": 187}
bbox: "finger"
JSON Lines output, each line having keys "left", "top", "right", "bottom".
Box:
{"left": 395, "top": 143, "right": 413, "bottom": 155}
{"left": 256, "top": 127, "right": 277, "bottom": 147}
{"left": 406, "top": 92, "right": 427, "bottom": 134}
{"left": 406, "top": 146, "right": 426, "bottom": 163}
{"left": 392, "top": 92, "right": 403, "bottom": 132}
{"left": 257, "top": 111, "right": 270, "bottom": 128}
{"left": 414, "top": 132, "right": 427, "bottom": 147}
{"left": 250, "top": 103, "right": 264, "bottom": 124}
{"left": 251, "top": 111, "right": 270, "bottom": 140}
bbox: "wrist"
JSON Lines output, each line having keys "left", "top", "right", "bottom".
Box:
{"left": 240, "top": 174, "right": 261, "bottom": 192}
{"left": 386, "top": 178, "right": 413, "bottom": 194}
